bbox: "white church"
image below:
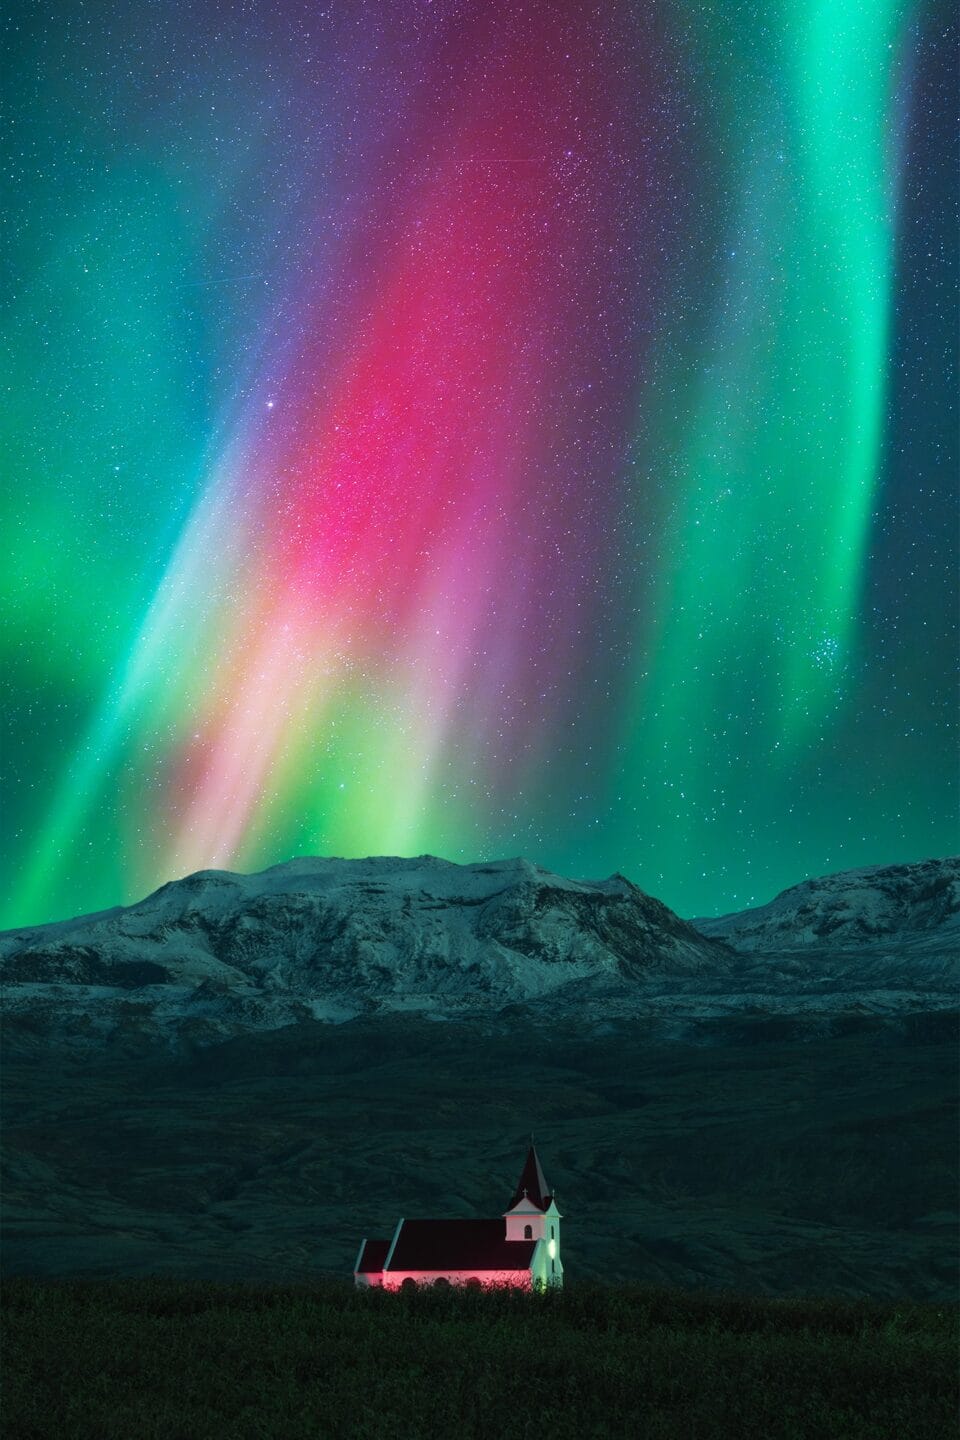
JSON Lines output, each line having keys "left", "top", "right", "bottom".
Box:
{"left": 354, "top": 1144, "right": 563, "bottom": 1290}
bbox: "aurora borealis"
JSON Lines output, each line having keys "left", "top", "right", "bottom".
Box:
{"left": 2, "top": 1, "right": 956, "bottom": 929}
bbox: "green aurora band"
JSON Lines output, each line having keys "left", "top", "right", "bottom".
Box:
{"left": 616, "top": 0, "right": 932, "bottom": 900}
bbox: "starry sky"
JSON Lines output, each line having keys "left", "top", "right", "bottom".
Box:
{"left": 2, "top": 0, "right": 956, "bottom": 929}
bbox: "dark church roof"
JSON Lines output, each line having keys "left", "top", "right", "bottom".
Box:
{"left": 386, "top": 1219, "right": 537, "bottom": 1272}
{"left": 506, "top": 1144, "right": 552, "bottom": 1212}
{"left": 355, "top": 1239, "right": 390, "bottom": 1273}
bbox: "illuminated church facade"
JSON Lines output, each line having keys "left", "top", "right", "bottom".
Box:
{"left": 354, "top": 1144, "right": 563, "bottom": 1290}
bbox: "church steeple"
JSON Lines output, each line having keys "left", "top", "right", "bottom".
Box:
{"left": 507, "top": 1142, "right": 552, "bottom": 1212}
{"left": 502, "top": 1141, "right": 563, "bottom": 1287}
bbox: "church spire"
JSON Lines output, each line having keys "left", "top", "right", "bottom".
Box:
{"left": 507, "top": 1142, "right": 551, "bottom": 1211}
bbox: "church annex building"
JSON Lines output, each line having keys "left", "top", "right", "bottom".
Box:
{"left": 354, "top": 1145, "right": 563, "bottom": 1290}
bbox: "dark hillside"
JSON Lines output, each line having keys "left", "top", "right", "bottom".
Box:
{"left": 3, "top": 1016, "right": 956, "bottom": 1299}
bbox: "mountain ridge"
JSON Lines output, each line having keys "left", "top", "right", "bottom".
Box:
{"left": 1, "top": 854, "right": 956, "bottom": 1053}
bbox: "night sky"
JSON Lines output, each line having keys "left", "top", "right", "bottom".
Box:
{"left": 2, "top": 0, "right": 956, "bottom": 929}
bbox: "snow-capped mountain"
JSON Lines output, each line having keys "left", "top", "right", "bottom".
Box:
{"left": 0, "top": 856, "right": 725, "bottom": 1042}
{"left": 694, "top": 857, "right": 960, "bottom": 953}
{"left": 2, "top": 854, "right": 955, "bottom": 1050}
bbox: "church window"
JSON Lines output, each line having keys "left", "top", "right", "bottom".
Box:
{"left": 524, "top": 1224, "right": 533, "bottom": 1239}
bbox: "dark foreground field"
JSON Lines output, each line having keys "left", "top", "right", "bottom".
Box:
{"left": 3, "top": 1277, "right": 956, "bottom": 1440}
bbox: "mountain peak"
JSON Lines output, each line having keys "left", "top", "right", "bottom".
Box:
{"left": 695, "top": 856, "right": 960, "bottom": 952}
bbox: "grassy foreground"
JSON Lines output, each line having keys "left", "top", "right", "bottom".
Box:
{"left": 3, "top": 1277, "right": 956, "bottom": 1440}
